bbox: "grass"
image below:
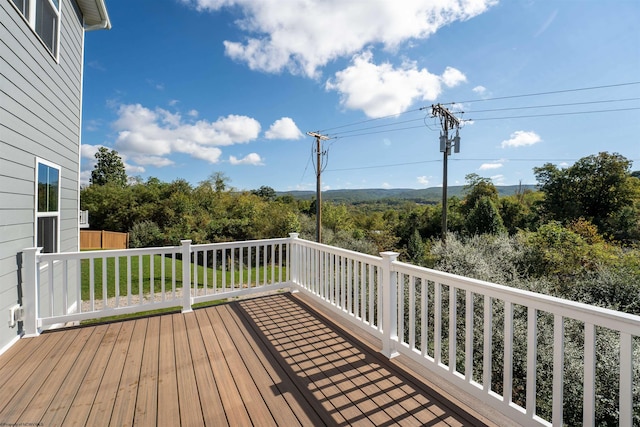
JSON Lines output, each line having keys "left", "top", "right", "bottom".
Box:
{"left": 80, "top": 298, "right": 228, "bottom": 325}
{"left": 80, "top": 254, "right": 286, "bottom": 300}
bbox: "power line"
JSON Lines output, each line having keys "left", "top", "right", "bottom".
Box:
{"left": 327, "top": 105, "right": 639, "bottom": 140}
{"left": 449, "top": 81, "right": 640, "bottom": 105}
{"left": 318, "top": 108, "right": 422, "bottom": 133}
{"left": 459, "top": 97, "right": 640, "bottom": 114}
{"left": 323, "top": 99, "right": 639, "bottom": 140}
{"left": 328, "top": 117, "right": 426, "bottom": 137}
{"left": 313, "top": 81, "right": 640, "bottom": 135}
{"left": 463, "top": 106, "right": 640, "bottom": 122}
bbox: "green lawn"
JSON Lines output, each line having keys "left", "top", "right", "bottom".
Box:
{"left": 80, "top": 254, "right": 286, "bottom": 300}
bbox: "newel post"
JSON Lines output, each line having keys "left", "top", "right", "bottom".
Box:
{"left": 181, "top": 240, "right": 192, "bottom": 313}
{"left": 288, "top": 233, "right": 299, "bottom": 286}
{"left": 22, "top": 247, "right": 41, "bottom": 337}
{"left": 380, "top": 251, "right": 400, "bottom": 359}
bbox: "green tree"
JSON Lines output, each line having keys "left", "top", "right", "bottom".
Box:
{"left": 407, "top": 229, "right": 425, "bottom": 265}
{"left": 462, "top": 173, "right": 499, "bottom": 214}
{"left": 534, "top": 152, "right": 636, "bottom": 235}
{"left": 90, "top": 147, "right": 127, "bottom": 187}
{"left": 252, "top": 185, "right": 277, "bottom": 201}
{"left": 465, "top": 196, "right": 505, "bottom": 235}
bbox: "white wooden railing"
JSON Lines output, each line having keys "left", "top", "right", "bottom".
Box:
{"left": 21, "top": 234, "right": 639, "bottom": 426}
{"left": 22, "top": 238, "right": 291, "bottom": 332}
{"left": 288, "top": 236, "right": 640, "bottom": 427}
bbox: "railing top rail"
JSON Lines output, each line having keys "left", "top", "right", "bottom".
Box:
{"left": 292, "top": 238, "right": 383, "bottom": 264}
{"left": 192, "top": 237, "right": 291, "bottom": 250}
{"left": 38, "top": 245, "right": 182, "bottom": 261}
{"left": 393, "top": 260, "right": 640, "bottom": 335}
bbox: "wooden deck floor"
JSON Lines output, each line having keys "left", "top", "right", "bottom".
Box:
{"left": 0, "top": 293, "right": 498, "bottom": 426}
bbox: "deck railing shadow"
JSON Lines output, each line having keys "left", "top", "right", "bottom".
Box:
{"left": 231, "top": 293, "right": 490, "bottom": 426}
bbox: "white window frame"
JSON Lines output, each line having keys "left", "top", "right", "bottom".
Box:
{"left": 9, "top": 0, "right": 62, "bottom": 61}
{"left": 35, "top": 158, "right": 61, "bottom": 253}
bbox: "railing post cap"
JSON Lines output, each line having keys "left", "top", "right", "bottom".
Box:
{"left": 380, "top": 251, "right": 400, "bottom": 260}
{"left": 289, "top": 233, "right": 300, "bottom": 239}
{"left": 180, "top": 239, "right": 192, "bottom": 245}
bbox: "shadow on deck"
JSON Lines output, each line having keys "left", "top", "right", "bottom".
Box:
{"left": 0, "top": 293, "right": 501, "bottom": 426}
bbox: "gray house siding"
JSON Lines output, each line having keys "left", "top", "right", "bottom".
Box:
{"left": 0, "top": 0, "right": 85, "bottom": 352}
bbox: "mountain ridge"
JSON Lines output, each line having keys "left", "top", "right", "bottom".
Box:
{"left": 278, "top": 185, "right": 537, "bottom": 203}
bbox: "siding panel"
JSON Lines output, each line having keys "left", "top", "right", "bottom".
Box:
{"left": 0, "top": 0, "right": 86, "bottom": 351}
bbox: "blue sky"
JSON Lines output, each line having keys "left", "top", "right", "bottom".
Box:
{"left": 80, "top": 0, "right": 640, "bottom": 192}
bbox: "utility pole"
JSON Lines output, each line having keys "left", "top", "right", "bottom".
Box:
{"left": 307, "top": 131, "right": 330, "bottom": 243}
{"left": 430, "top": 104, "right": 461, "bottom": 241}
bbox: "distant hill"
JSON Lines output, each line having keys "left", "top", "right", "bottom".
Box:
{"left": 278, "top": 185, "right": 537, "bottom": 204}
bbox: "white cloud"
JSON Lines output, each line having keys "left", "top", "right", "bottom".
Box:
{"left": 441, "top": 66, "right": 467, "bottom": 87}
{"left": 501, "top": 130, "right": 541, "bottom": 148}
{"left": 417, "top": 176, "right": 429, "bottom": 186}
{"left": 472, "top": 85, "right": 486, "bottom": 95}
{"left": 229, "top": 153, "right": 264, "bottom": 165}
{"left": 181, "top": 0, "right": 497, "bottom": 78}
{"left": 112, "top": 103, "right": 261, "bottom": 166}
{"left": 381, "top": 182, "right": 392, "bottom": 189}
{"left": 188, "top": 109, "right": 199, "bottom": 117}
{"left": 265, "top": 117, "right": 303, "bottom": 140}
{"left": 131, "top": 155, "right": 175, "bottom": 167}
{"left": 326, "top": 52, "right": 466, "bottom": 118}
{"left": 80, "top": 143, "right": 101, "bottom": 160}
{"left": 491, "top": 174, "right": 505, "bottom": 185}
{"left": 479, "top": 162, "right": 503, "bottom": 170}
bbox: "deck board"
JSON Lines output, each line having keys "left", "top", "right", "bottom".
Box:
{"left": 17, "top": 327, "right": 94, "bottom": 423}
{"left": 195, "top": 308, "right": 253, "bottom": 425}
{"left": 157, "top": 315, "right": 180, "bottom": 426}
{"left": 63, "top": 322, "right": 122, "bottom": 426}
{"left": 0, "top": 292, "right": 499, "bottom": 426}
{"left": 86, "top": 319, "right": 135, "bottom": 426}
{"left": 173, "top": 313, "right": 205, "bottom": 426}
{"left": 133, "top": 316, "right": 159, "bottom": 427}
{"left": 40, "top": 324, "right": 109, "bottom": 426}
{"left": 109, "top": 317, "right": 147, "bottom": 426}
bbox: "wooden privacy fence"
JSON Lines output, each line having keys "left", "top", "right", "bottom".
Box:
{"left": 80, "top": 230, "right": 129, "bottom": 250}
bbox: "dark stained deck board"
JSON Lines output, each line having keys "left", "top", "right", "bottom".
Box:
{"left": 173, "top": 313, "right": 205, "bottom": 426}
{"left": 0, "top": 327, "right": 80, "bottom": 423}
{"left": 183, "top": 311, "right": 228, "bottom": 427}
{"left": 157, "top": 314, "right": 180, "bottom": 426}
{"left": 215, "top": 304, "right": 304, "bottom": 426}
{"left": 109, "top": 317, "right": 148, "bottom": 426}
{"left": 62, "top": 322, "right": 123, "bottom": 426}
{"left": 133, "top": 315, "right": 160, "bottom": 427}
{"left": 238, "top": 297, "right": 378, "bottom": 426}
{"left": 221, "top": 303, "right": 329, "bottom": 426}
{"left": 203, "top": 304, "right": 278, "bottom": 426}
{"left": 238, "top": 310, "right": 354, "bottom": 425}
{"left": 0, "top": 328, "right": 68, "bottom": 412}
{"left": 86, "top": 319, "right": 136, "bottom": 426}
{"left": 40, "top": 324, "right": 110, "bottom": 426}
{"left": 16, "top": 326, "right": 95, "bottom": 423}
{"left": 194, "top": 308, "right": 253, "bottom": 425}
{"left": 0, "top": 293, "right": 498, "bottom": 426}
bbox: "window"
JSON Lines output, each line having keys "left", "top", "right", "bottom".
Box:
{"left": 36, "top": 160, "right": 60, "bottom": 253}
{"left": 11, "top": 0, "right": 60, "bottom": 58}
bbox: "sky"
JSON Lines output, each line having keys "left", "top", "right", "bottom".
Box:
{"left": 80, "top": 0, "right": 640, "bottom": 192}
